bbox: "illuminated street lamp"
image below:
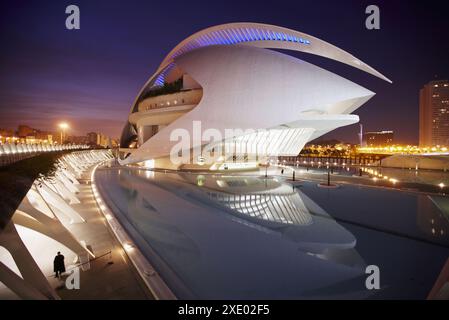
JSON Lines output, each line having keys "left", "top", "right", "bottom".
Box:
{"left": 123, "top": 243, "right": 134, "bottom": 252}
{"left": 59, "top": 122, "right": 69, "bottom": 144}
{"left": 265, "top": 161, "right": 269, "bottom": 178}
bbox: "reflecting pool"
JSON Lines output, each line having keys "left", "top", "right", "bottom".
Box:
{"left": 293, "top": 164, "right": 449, "bottom": 186}
{"left": 95, "top": 165, "right": 449, "bottom": 299}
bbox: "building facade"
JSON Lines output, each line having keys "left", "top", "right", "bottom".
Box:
{"left": 87, "top": 132, "right": 98, "bottom": 146}
{"left": 14, "top": 125, "right": 54, "bottom": 144}
{"left": 119, "top": 23, "right": 391, "bottom": 170}
{"left": 363, "top": 131, "right": 394, "bottom": 147}
{"left": 419, "top": 80, "right": 449, "bottom": 147}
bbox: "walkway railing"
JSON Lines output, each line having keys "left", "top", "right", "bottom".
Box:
{"left": 0, "top": 143, "right": 89, "bottom": 155}
{"left": 0, "top": 143, "right": 90, "bottom": 167}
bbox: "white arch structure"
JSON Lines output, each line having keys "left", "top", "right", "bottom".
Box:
{"left": 120, "top": 22, "right": 391, "bottom": 169}
{"left": 149, "top": 22, "right": 391, "bottom": 89}
{"left": 0, "top": 150, "right": 113, "bottom": 299}
{"left": 0, "top": 143, "right": 89, "bottom": 156}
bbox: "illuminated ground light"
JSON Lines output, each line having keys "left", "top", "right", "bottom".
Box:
{"left": 123, "top": 243, "right": 134, "bottom": 252}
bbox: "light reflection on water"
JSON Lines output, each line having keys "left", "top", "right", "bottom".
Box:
{"left": 95, "top": 166, "right": 449, "bottom": 299}
{"left": 294, "top": 164, "right": 449, "bottom": 186}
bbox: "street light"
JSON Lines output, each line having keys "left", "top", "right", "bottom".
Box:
{"left": 59, "top": 122, "right": 69, "bottom": 144}
{"left": 265, "top": 161, "right": 268, "bottom": 178}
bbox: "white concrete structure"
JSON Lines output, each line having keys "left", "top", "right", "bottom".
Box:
{"left": 0, "top": 143, "right": 88, "bottom": 155}
{"left": 0, "top": 150, "right": 113, "bottom": 299}
{"left": 119, "top": 23, "right": 390, "bottom": 169}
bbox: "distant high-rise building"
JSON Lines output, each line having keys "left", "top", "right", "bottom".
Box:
{"left": 419, "top": 80, "right": 449, "bottom": 147}
{"left": 363, "top": 131, "right": 394, "bottom": 147}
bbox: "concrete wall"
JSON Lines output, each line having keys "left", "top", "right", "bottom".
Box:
{"left": 381, "top": 154, "right": 449, "bottom": 171}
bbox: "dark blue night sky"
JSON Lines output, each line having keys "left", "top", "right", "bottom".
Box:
{"left": 0, "top": 0, "right": 448, "bottom": 142}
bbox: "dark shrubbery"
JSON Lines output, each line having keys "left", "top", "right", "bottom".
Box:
{"left": 139, "top": 77, "right": 183, "bottom": 101}
{"left": 0, "top": 152, "right": 67, "bottom": 229}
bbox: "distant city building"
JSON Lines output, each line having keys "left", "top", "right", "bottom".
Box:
{"left": 0, "top": 128, "right": 14, "bottom": 138}
{"left": 67, "top": 135, "right": 88, "bottom": 144}
{"left": 35, "top": 131, "right": 53, "bottom": 144}
{"left": 86, "top": 132, "right": 113, "bottom": 148}
{"left": 17, "top": 125, "right": 37, "bottom": 138}
{"left": 363, "top": 131, "right": 394, "bottom": 147}
{"left": 16, "top": 125, "right": 54, "bottom": 144}
{"left": 419, "top": 80, "right": 449, "bottom": 147}
{"left": 87, "top": 132, "right": 98, "bottom": 146}
{"left": 97, "top": 133, "right": 109, "bottom": 148}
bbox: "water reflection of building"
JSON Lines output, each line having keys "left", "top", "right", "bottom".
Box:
{"left": 100, "top": 168, "right": 371, "bottom": 298}
{"left": 417, "top": 195, "right": 448, "bottom": 239}
{"left": 206, "top": 176, "right": 313, "bottom": 226}
{"left": 119, "top": 169, "right": 364, "bottom": 258}
{"left": 207, "top": 190, "right": 312, "bottom": 226}
{"left": 180, "top": 174, "right": 365, "bottom": 265}
{"left": 116, "top": 172, "right": 200, "bottom": 258}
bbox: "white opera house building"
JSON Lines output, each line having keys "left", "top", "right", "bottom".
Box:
{"left": 119, "top": 23, "right": 390, "bottom": 170}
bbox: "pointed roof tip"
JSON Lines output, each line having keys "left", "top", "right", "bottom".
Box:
{"left": 368, "top": 67, "right": 392, "bottom": 84}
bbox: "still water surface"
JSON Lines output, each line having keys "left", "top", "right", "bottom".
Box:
{"left": 95, "top": 166, "right": 449, "bottom": 299}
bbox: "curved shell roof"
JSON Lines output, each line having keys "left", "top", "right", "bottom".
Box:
{"left": 155, "top": 22, "right": 391, "bottom": 84}
{"left": 131, "top": 22, "right": 391, "bottom": 113}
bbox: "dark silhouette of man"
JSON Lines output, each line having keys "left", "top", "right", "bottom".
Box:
{"left": 54, "top": 252, "right": 65, "bottom": 278}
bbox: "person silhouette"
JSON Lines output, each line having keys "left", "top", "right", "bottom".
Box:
{"left": 53, "top": 252, "right": 66, "bottom": 278}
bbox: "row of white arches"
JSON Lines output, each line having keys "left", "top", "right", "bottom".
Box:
{"left": 0, "top": 143, "right": 89, "bottom": 155}
{"left": 0, "top": 150, "right": 113, "bottom": 299}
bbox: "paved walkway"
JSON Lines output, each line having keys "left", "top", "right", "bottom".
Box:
{"left": 52, "top": 165, "right": 152, "bottom": 299}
